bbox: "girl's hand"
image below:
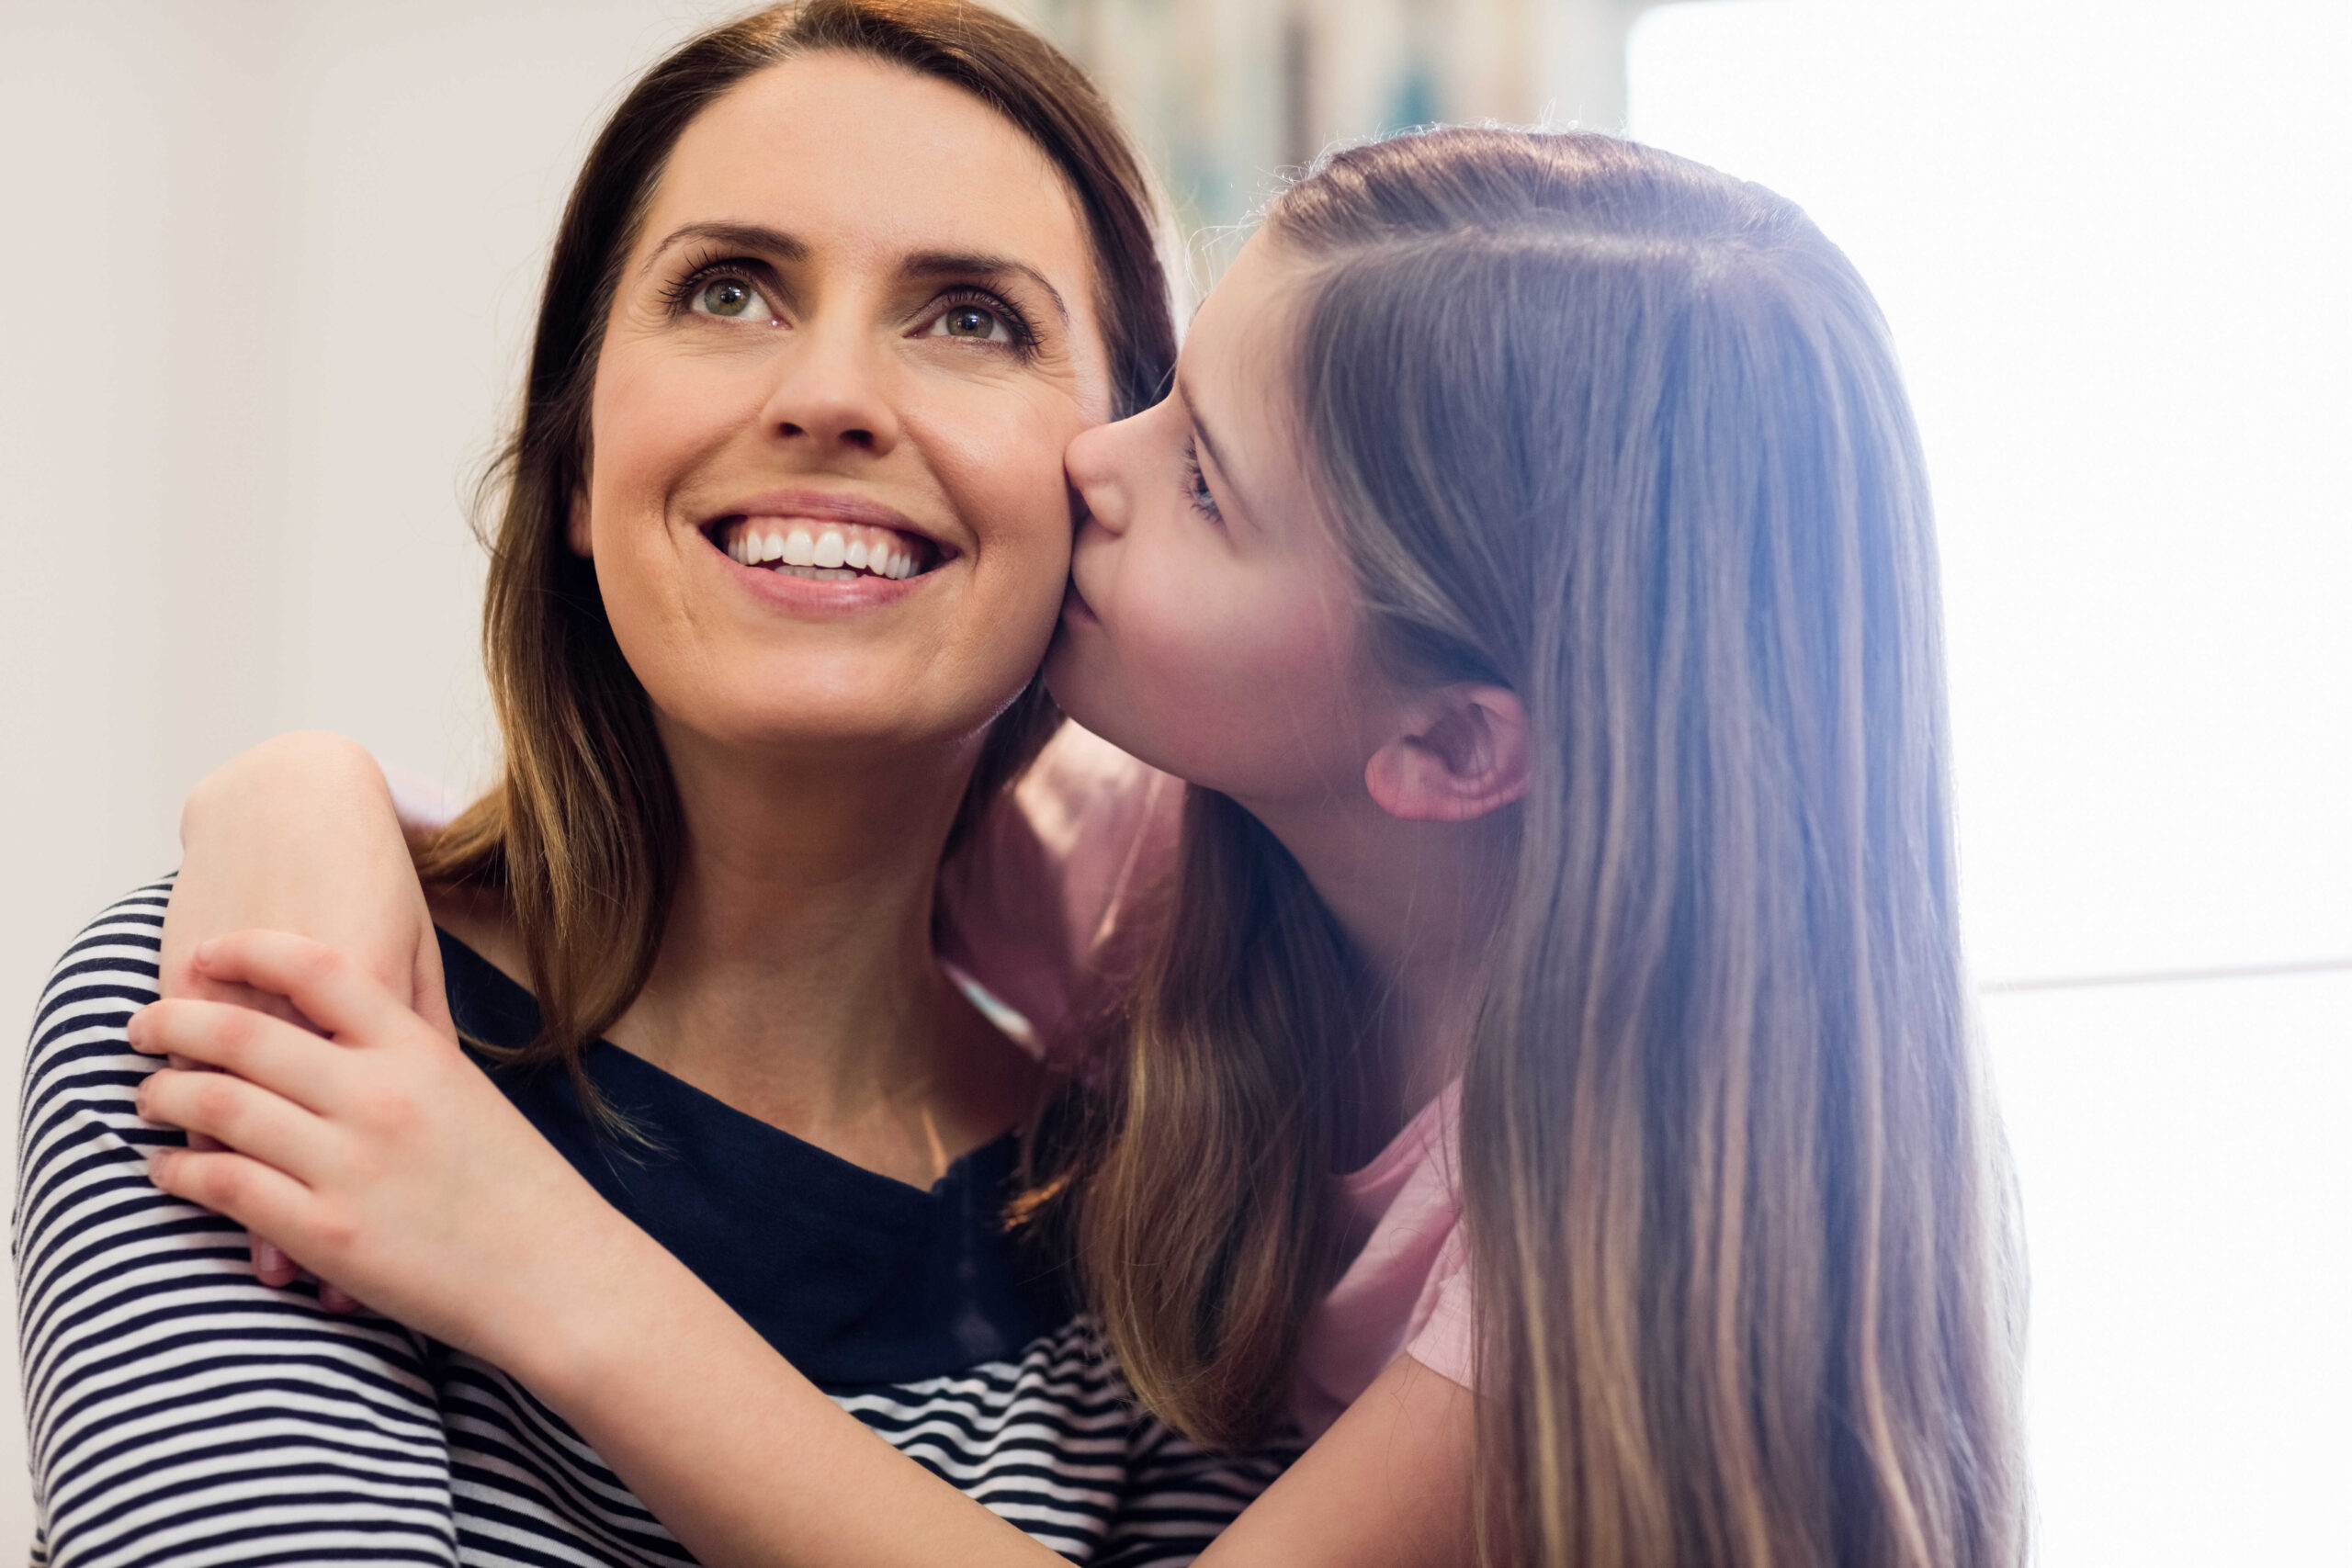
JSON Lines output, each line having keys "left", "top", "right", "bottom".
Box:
{"left": 128, "top": 930, "right": 651, "bottom": 1382}
{"left": 162, "top": 731, "right": 457, "bottom": 1298}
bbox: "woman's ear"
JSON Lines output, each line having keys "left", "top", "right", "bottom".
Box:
{"left": 1363, "top": 683, "right": 1532, "bottom": 823}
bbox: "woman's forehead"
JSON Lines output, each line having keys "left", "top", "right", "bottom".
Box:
{"left": 643, "top": 53, "right": 1091, "bottom": 278}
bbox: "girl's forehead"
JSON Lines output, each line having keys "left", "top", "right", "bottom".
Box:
{"left": 1184, "top": 242, "right": 1307, "bottom": 431}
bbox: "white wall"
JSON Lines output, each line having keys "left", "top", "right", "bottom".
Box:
{"left": 0, "top": 1, "right": 750, "bottom": 1546}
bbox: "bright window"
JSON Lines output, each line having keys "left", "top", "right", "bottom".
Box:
{"left": 1628, "top": 4, "right": 2350, "bottom": 1562}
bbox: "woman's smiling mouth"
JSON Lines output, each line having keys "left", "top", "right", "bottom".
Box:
{"left": 712, "top": 515, "right": 935, "bottom": 581}
{"left": 696, "top": 490, "right": 954, "bottom": 589}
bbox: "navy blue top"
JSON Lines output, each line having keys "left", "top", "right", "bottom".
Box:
{"left": 439, "top": 929, "right": 1074, "bottom": 1391}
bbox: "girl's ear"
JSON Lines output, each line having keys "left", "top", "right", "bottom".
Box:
{"left": 1363, "top": 683, "right": 1532, "bottom": 823}
{"left": 565, "top": 489, "right": 594, "bottom": 558}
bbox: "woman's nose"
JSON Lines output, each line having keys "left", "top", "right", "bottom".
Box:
{"left": 757, "top": 326, "right": 903, "bottom": 458}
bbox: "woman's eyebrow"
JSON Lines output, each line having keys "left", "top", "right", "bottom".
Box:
{"left": 901, "top": 251, "right": 1071, "bottom": 331}
{"left": 639, "top": 221, "right": 808, "bottom": 275}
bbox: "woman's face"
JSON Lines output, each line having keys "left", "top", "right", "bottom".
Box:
{"left": 1050, "top": 233, "right": 1388, "bottom": 811}
{"left": 578, "top": 53, "right": 1109, "bottom": 762}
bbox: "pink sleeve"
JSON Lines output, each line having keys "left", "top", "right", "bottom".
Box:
{"left": 1402, "top": 1225, "right": 1478, "bottom": 1391}
{"left": 381, "top": 761, "right": 464, "bottom": 835}
{"left": 935, "top": 722, "right": 1180, "bottom": 1062}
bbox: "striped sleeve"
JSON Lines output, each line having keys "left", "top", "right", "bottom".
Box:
{"left": 1095, "top": 1415, "right": 1298, "bottom": 1567}
{"left": 13, "top": 882, "right": 459, "bottom": 1568}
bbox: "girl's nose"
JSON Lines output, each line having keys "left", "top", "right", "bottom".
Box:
{"left": 1065, "top": 415, "right": 1136, "bottom": 536}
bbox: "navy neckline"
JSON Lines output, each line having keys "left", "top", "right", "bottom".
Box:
{"left": 435, "top": 928, "right": 1071, "bottom": 1388}
{"left": 436, "top": 932, "right": 1014, "bottom": 1201}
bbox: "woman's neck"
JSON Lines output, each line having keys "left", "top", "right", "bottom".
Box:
{"left": 449, "top": 726, "right": 1041, "bottom": 1190}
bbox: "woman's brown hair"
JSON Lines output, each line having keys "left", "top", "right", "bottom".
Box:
{"left": 1069, "top": 128, "right": 2029, "bottom": 1567}
{"left": 416, "top": 1, "right": 1174, "bottom": 1088}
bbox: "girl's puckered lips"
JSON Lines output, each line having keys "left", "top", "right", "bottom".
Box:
{"left": 1057, "top": 575, "right": 1100, "bottom": 626}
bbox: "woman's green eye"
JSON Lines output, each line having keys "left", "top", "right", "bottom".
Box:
{"left": 695, "top": 277, "right": 763, "bottom": 318}
{"left": 934, "top": 305, "right": 1008, "bottom": 342}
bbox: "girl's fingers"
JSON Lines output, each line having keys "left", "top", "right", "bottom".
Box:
{"left": 143, "top": 1148, "right": 319, "bottom": 1260}
{"left": 135, "top": 1068, "right": 341, "bottom": 1185}
{"left": 129, "top": 998, "right": 348, "bottom": 1114}
{"left": 250, "top": 1235, "right": 300, "bottom": 1287}
{"left": 318, "top": 1283, "right": 368, "bottom": 1314}
{"left": 191, "top": 931, "right": 404, "bottom": 1043}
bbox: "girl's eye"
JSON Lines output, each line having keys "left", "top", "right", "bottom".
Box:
{"left": 927, "top": 304, "right": 1012, "bottom": 344}
{"left": 1182, "top": 442, "right": 1224, "bottom": 524}
{"left": 691, "top": 275, "right": 775, "bottom": 321}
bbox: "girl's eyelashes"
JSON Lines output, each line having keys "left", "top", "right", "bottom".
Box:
{"left": 914, "top": 288, "right": 1039, "bottom": 355}
{"left": 1181, "top": 439, "right": 1224, "bottom": 524}
{"left": 659, "top": 257, "right": 780, "bottom": 324}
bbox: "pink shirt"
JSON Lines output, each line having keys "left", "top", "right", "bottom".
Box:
{"left": 937, "top": 724, "right": 1476, "bottom": 1437}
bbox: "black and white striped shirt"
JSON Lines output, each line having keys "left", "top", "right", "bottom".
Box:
{"left": 16, "top": 883, "right": 1288, "bottom": 1566}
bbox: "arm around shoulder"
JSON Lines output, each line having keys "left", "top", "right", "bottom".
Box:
{"left": 17, "top": 886, "right": 460, "bottom": 1565}
{"left": 1193, "top": 1354, "right": 1481, "bottom": 1568}
{"left": 166, "top": 730, "right": 450, "bottom": 1034}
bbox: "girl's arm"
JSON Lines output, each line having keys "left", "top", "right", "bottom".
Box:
{"left": 162, "top": 724, "right": 1164, "bottom": 1064}
{"left": 133, "top": 931, "right": 1478, "bottom": 1568}
{"left": 163, "top": 730, "right": 451, "bottom": 1296}
{"left": 164, "top": 730, "right": 451, "bottom": 1037}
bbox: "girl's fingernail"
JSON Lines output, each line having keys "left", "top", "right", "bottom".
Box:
{"left": 193, "top": 939, "right": 218, "bottom": 968}
{"left": 144, "top": 1149, "right": 175, "bottom": 1183}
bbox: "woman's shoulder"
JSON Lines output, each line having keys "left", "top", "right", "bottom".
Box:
{"left": 23, "top": 878, "right": 172, "bottom": 1094}
{"left": 17, "top": 879, "right": 456, "bottom": 1564}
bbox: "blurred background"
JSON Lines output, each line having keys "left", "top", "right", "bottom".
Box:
{"left": 1, "top": 0, "right": 2344, "bottom": 1560}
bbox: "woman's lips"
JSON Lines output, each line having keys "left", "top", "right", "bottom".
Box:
{"left": 700, "top": 488, "right": 948, "bottom": 551}
{"left": 715, "top": 515, "right": 930, "bottom": 581}
{"left": 713, "top": 536, "right": 932, "bottom": 613}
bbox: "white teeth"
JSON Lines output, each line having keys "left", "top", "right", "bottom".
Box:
{"left": 721, "top": 518, "right": 927, "bottom": 581}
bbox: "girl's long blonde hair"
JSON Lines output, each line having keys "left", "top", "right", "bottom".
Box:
{"left": 1069, "top": 129, "right": 2028, "bottom": 1568}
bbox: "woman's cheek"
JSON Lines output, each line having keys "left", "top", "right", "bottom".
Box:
{"left": 911, "top": 389, "right": 1080, "bottom": 585}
